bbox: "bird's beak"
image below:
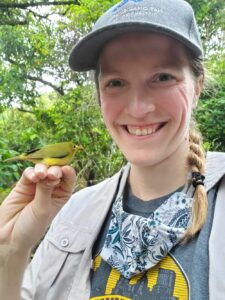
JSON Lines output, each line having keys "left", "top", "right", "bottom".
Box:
{"left": 76, "top": 145, "right": 84, "bottom": 151}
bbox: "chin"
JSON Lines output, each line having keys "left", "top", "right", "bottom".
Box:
{"left": 124, "top": 152, "right": 164, "bottom": 168}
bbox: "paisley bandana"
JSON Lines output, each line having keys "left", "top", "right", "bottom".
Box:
{"left": 100, "top": 188, "right": 194, "bottom": 279}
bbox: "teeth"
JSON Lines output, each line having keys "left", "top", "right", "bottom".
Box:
{"left": 147, "top": 128, "right": 153, "bottom": 134}
{"left": 127, "top": 126, "right": 157, "bottom": 136}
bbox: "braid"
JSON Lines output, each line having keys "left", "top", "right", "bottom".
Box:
{"left": 184, "top": 124, "right": 208, "bottom": 241}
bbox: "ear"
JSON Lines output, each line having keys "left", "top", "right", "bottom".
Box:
{"left": 192, "top": 74, "right": 204, "bottom": 109}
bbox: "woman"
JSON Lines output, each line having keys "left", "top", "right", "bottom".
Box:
{"left": 0, "top": 0, "right": 225, "bottom": 299}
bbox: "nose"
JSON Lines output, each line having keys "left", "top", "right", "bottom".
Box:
{"left": 125, "top": 86, "right": 156, "bottom": 118}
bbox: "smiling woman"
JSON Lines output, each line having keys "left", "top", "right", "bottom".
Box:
{"left": 0, "top": 0, "right": 225, "bottom": 300}
{"left": 98, "top": 33, "right": 198, "bottom": 169}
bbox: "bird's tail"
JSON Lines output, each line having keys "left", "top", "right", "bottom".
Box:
{"left": 4, "top": 155, "right": 24, "bottom": 162}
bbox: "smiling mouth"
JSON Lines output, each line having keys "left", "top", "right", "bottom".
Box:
{"left": 125, "top": 123, "right": 166, "bottom": 136}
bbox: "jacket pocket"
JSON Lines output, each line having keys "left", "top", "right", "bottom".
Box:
{"left": 35, "top": 223, "right": 92, "bottom": 300}
{"left": 47, "top": 222, "right": 92, "bottom": 254}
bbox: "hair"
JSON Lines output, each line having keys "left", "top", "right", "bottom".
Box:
{"left": 93, "top": 66, "right": 101, "bottom": 105}
{"left": 184, "top": 55, "right": 208, "bottom": 241}
{"left": 93, "top": 48, "right": 208, "bottom": 241}
{"left": 185, "top": 121, "right": 208, "bottom": 241}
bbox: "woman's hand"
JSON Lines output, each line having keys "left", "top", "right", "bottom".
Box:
{"left": 0, "top": 163, "right": 76, "bottom": 251}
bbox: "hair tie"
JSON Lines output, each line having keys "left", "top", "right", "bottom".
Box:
{"left": 192, "top": 172, "right": 205, "bottom": 188}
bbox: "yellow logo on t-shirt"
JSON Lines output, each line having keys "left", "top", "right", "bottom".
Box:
{"left": 91, "top": 296, "right": 131, "bottom": 300}
{"left": 90, "top": 254, "right": 189, "bottom": 299}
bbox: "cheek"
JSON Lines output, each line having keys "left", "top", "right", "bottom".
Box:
{"left": 100, "top": 98, "right": 119, "bottom": 128}
{"left": 100, "top": 103, "right": 111, "bottom": 127}
{"left": 100, "top": 91, "right": 125, "bottom": 126}
{"left": 163, "top": 85, "right": 194, "bottom": 121}
{"left": 99, "top": 93, "right": 110, "bottom": 122}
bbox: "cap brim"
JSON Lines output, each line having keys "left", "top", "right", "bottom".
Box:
{"left": 69, "top": 23, "right": 203, "bottom": 72}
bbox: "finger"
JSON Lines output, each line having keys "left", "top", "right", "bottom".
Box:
{"left": 19, "top": 167, "right": 38, "bottom": 184}
{"left": 47, "top": 166, "right": 63, "bottom": 181}
{"left": 34, "top": 163, "right": 48, "bottom": 180}
{"left": 18, "top": 165, "right": 47, "bottom": 185}
{"left": 32, "top": 178, "right": 61, "bottom": 218}
{"left": 34, "top": 165, "right": 64, "bottom": 199}
{"left": 35, "top": 177, "right": 60, "bottom": 200}
{"left": 13, "top": 166, "right": 46, "bottom": 193}
{"left": 32, "top": 169, "right": 74, "bottom": 221}
{"left": 0, "top": 167, "right": 38, "bottom": 220}
{"left": 61, "top": 166, "right": 76, "bottom": 193}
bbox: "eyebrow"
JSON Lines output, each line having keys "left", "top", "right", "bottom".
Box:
{"left": 153, "top": 58, "right": 184, "bottom": 70}
{"left": 98, "top": 68, "right": 122, "bottom": 78}
{"left": 98, "top": 54, "right": 185, "bottom": 78}
{"left": 99, "top": 62, "right": 183, "bottom": 78}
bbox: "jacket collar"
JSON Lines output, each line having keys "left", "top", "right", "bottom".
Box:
{"left": 205, "top": 151, "right": 225, "bottom": 191}
{"left": 56, "top": 152, "right": 224, "bottom": 239}
{"left": 120, "top": 151, "right": 225, "bottom": 193}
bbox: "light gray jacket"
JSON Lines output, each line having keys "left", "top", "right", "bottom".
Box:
{"left": 21, "top": 152, "right": 225, "bottom": 300}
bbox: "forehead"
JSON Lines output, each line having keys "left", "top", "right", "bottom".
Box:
{"left": 99, "top": 32, "right": 189, "bottom": 67}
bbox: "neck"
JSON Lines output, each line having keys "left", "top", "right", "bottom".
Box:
{"left": 129, "top": 144, "right": 189, "bottom": 201}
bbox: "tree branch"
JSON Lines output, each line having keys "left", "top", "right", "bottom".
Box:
{"left": 5, "top": 58, "right": 64, "bottom": 96}
{"left": 27, "top": 9, "right": 54, "bottom": 19}
{"left": 17, "top": 108, "right": 35, "bottom": 114}
{"left": 0, "top": 20, "right": 28, "bottom": 26}
{"left": 0, "top": 1, "right": 80, "bottom": 9}
{"left": 26, "top": 75, "right": 64, "bottom": 96}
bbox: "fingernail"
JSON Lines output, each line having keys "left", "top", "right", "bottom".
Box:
{"left": 46, "top": 179, "right": 60, "bottom": 186}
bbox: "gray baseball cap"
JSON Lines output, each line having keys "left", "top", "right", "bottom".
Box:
{"left": 69, "top": 0, "right": 203, "bottom": 71}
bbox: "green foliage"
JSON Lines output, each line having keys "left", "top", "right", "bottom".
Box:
{"left": 196, "top": 91, "right": 225, "bottom": 152}
{"left": 0, "top": 85, "right": 125, "bottom": 189}
{"left": 0, "top": 137, "right": 24, "bottom": 190}
{"left": 188, "top": 0, "right": 225, "bottom": 55}
{"left": 195, "top": 51, "right": 225, "bottom": 151}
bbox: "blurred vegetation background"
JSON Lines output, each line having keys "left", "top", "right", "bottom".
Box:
{"left": 0, "top": 0, "right": 224, "bottom": 203}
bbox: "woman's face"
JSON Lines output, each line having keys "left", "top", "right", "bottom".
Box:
{"left": 98, "top": 32, "right": 202, "bottom": 168}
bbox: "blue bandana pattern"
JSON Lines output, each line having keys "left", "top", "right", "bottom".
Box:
{"left": 100, "top": 191, "right": 193, "bottom": 279}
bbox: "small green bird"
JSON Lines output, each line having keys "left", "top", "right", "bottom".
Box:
{"left": 4, "top": 141, "right": 83, "bottom": 166}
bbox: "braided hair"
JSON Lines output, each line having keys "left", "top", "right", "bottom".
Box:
{"left": 184, "top": 123, "right": 207, "bottom": 241}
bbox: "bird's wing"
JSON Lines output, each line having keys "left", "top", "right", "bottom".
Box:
{"left": 25, "top": 146, "right": 70, "bottom": 159}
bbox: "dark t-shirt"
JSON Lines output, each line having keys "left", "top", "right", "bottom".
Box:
{"left": 90, "top": 183, "right": 217, "bottom": 300}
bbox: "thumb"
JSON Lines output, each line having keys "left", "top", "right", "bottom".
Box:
{"left": 61, "top": 165, "right": 76, "bottom": 193}
{"left": 32, "top": 178, "right": 61, "bottom": 220}
{"left": 32, "top": 166, "right": 76, "bottom": 220}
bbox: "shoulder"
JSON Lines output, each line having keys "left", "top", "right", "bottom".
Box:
{"left": 206, "top": 151, "right": 225, "bottom": 166}
{"left": 70, "top": 167, "right": 123, "bottom": 203}
{"left": 205, "top": 151, "right": 225, "bottom": 191}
